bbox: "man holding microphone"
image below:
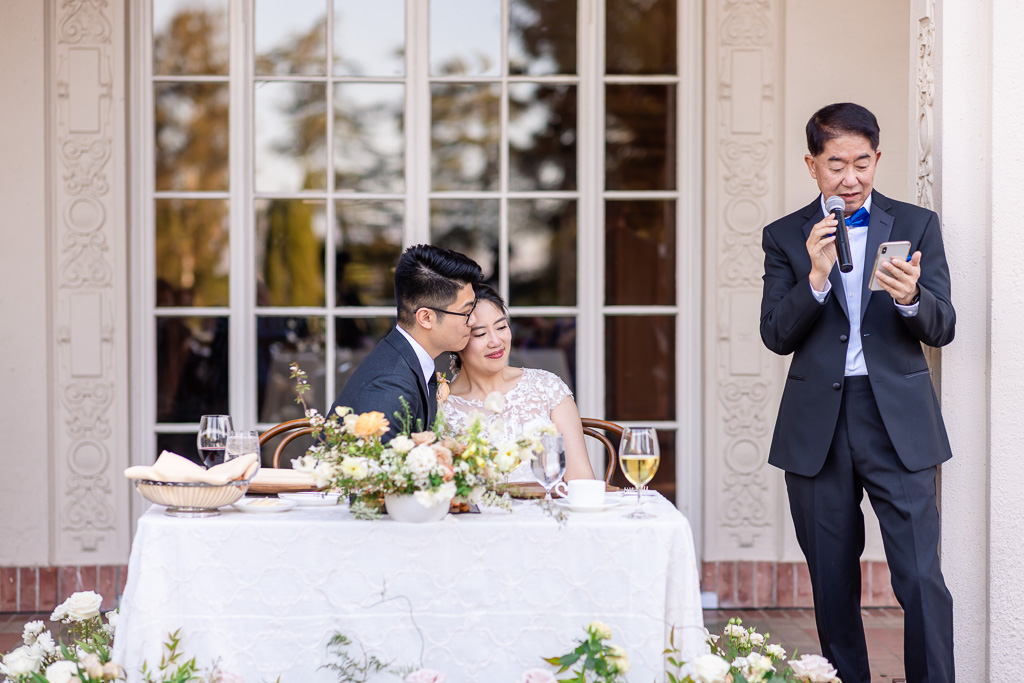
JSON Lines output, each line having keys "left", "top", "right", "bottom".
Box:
{"left": 760, "top": 103, "right": 955, "bottom": 683}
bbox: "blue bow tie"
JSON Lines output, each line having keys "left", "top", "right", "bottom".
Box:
{"left": 847, "top": 206, "right": 870, "bottom": 227}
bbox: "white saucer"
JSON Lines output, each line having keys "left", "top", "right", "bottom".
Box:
{"left": 552, "top": 496, "right": 623, "bottom": 512}
{"left": 277, "top": 492, "right": 343, "bottom": 507}
{"left": 233, "top": 497, "right": 296, "bottom": 513}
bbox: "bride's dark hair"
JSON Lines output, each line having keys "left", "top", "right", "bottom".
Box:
{"left": 449, "top": 283, "right": 508, "bottom": 376}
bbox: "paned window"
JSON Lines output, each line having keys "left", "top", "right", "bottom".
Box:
{"left": 139, "top": 0, "right": 694, "bottom": 504}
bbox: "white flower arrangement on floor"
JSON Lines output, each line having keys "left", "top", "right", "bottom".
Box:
{"left": 666, "top": 617, "right": 842, "bottom": 683}
{"left": 3, "top": 589, "right": 842, "bottom": 683}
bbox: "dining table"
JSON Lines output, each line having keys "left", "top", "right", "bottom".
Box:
{"left": 112, "top": 491, "right": 705, "bottom": 682}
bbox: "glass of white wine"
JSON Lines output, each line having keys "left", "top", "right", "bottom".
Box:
{"left": 531, "top": 433, "right": 566, "bottom": 501}
{"left": 618, "top": 427, "right": 660, "bottom": 518}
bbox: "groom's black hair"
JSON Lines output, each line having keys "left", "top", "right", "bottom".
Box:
{"left": 806, "top": 102, "right": 880, "bottom": 156}
{"left": 395, "top": 244, "right": 483, "bottom": 326}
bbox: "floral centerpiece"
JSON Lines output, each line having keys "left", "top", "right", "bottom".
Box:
{"left": 287, "top": 364, "right": 524, "bottom": 520}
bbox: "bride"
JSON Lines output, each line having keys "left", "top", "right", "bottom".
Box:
{"left": 441, "top": 284, "right": 596, "bottom": 482}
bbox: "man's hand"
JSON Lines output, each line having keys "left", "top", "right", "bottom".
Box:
{"left": 875, "top": 251, "right": 922, "bottom": 304}
{"left": 806, "top": 213, "right": 839, "bottom": 292}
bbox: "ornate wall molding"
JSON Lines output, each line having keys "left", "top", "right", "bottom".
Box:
{"left": 916, "top": 0, "right": 936, "bottom": 211}
{"left": 49, "top": 0, "right": 129, "bottom": 563}
{"left": 704, "top": 0, "right": 784, "bottom": 558}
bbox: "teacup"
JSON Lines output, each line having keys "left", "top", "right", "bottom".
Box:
{"left": 553, "top": 479, "right": 606, "bottom": 507}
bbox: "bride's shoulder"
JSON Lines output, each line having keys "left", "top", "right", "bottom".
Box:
{"left": 522, "top": 367, "right": 567, "bottom": 389}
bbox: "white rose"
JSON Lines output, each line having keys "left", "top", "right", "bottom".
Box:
{"left": 733, "top": 653, "right": 775, "bottom": 683}
{"left": 103, "top": 661, "right": 124, "bottom": 679}
{"left": 748, "top": 631, "right": 765, "bottom": 647}
{"left": 343, "top": 413, "right": 359, "bottom": 431}
{"left": 21, "top": 620, "right": 45, "bottom": 644}
{"left": 58, "top": 591, "right": 103, "bottom": 622}
{"left": 483, "top": 391, "right": 505, "bottom": 413}
{"left": 44, "top": 660, "right": 81, "bottom": 683}
{"left": 31, "top": 631, "right": 56, "bottom": 656}
{"left": 50, "top": 603, "right": 68, "bottom": 621}
{"left": 81, "top": 653, "right": 104, "bottom": 679}
{"left": 690, "top": 653, "right": 731, "bottom": 683}
{"left": 406, "top": 445, "right": 438, "bottom": 478}
{"left": 1, "top": 645, "right": 43, "bottom": 676}
{"left": 722, "top": 622, "right": 746, "bottom": 638}
{"left": 606, "top": 644, "right": 630, "bottom": 673}
{"left": 389, "top": 435, "right": 416, "bottom": 454}
{"left": 586, "top": 621, "right": 613, "bottom": 640}
{"left": 766, "top": 643, "right": 786, "bottom": 660}
{"left": 789, "top": 654, "right": 840, "bottom": 683}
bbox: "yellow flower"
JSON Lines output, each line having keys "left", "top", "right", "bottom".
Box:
{"left": 353, "top": 411, "right": 389, "bottom": 439}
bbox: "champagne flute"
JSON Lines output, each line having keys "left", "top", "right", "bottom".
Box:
{"left": 618, "top": 427, "right": 660, "bottom": 519}
{"left": 197, "top": 415, "right": 233, "bottom": 468}
{"left": 531, "top": 434, "right": 566, "bottom": 501}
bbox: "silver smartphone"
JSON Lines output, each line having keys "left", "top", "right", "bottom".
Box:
{"left": 868, "top": 240, "right": 912, "bottom": 291}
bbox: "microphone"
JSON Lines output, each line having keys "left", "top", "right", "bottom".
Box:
{"left": 825, "top": 195, "right": 853, "bottom": 273}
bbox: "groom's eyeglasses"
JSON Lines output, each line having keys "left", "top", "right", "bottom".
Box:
{"left": 424, "top": 298, "right": 478, "bottom": 324}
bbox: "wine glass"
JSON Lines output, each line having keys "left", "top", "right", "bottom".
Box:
{"left": 226, "top": 430, "right": 261, "bottom": 466}
{"left": 531, "top": 434, "right": 566, "bottom": 501}
{"left": 618, "top": 427, "right": 660, "bottom": 519}
{"left": 197, "top": 415, "right": 233, "bottom": 468}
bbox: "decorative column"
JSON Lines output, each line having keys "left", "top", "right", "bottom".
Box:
{"left": 703, "top": 0, "right": 786, "bottom": 562}
{"left": 48, "top": 0, "right": 130, "bottom": 563}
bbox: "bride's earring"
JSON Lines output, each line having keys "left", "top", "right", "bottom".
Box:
{"left": 449, "top": 353, "right": 459, "bottom": 375}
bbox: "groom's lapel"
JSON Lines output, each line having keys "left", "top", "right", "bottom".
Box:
{"left": 385, "top": 328, "right": 431, "bottom": 422}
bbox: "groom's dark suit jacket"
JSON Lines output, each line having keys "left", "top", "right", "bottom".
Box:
{"left": 760, "top": 190, "right": 956, "bottom": 477}
{"left": 330, "top": 327, "right": 435, "bottom": 440}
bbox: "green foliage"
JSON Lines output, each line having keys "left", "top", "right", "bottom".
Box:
{"left": 321, "top": 633, "right": 404, "bottom": 683}
{"left": 141, "top": 629, "right": 202, "bottom": 683}
{"left": 543, "top": 623, "right": 629, "bottom": 683}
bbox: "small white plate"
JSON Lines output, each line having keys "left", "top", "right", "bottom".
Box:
{"left": 277, "top": 492, "right": 343, "bottom": 507}
{"left": 552, "top": 496, "right": 623, "bottom": 512}
{"left": 232, "top": 497, "right": 296, "bottom": 513}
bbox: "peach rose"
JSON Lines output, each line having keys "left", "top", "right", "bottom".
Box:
{"left": 432, "top": 444, "right": 453, "bottom": 467}
{"left": 353, "top": 412, "right": 389, "bottom": 439}
{"left": 441, "top": 436, "right": 465, "bottom": 456}
{"left": 411, "top": 430, "right": 438, "bottom": 446}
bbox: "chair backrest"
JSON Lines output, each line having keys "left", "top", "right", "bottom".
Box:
{"left": 259, "top": 418, "right": 314, "bottom": 468}
{"left": 580, "top": 417, "right": 624, "bottom": 485}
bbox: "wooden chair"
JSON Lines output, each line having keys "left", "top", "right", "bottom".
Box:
{"left": 259, "top": 418, "right": 314, "bottom": 468}
{"left": 581, "top": 417, "right": 624, "bottom": 485}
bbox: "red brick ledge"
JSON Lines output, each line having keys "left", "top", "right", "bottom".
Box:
{"left": 0, "top": 566, "right": 127, "bottom": 614}
{"left": 701, "top": 561, "right": 900, "bottom": 609}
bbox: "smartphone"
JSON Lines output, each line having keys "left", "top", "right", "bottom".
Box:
{"left": 868, "top": 240, "right": 912, "bottom": 291}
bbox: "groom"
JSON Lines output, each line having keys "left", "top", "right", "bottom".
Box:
{"left": 330, "top": 244, "right": 483, "bottom": 440}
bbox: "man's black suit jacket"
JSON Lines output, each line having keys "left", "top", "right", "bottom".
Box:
{"left": 760, "top": 190, "right": 956, "bottom": 477}
{"left": 330, "top": 327, "right": 434, "bottom": 441}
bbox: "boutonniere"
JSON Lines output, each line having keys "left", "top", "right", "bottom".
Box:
{"left": 435, "top": 372, "right": 450, "bottom": 405}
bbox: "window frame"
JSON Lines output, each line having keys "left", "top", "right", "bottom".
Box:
{"left": 128, "top": 0, "right": 702, "bottom": 531}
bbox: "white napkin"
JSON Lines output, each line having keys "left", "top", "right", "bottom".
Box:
{"left": 124, "top": 450, "right": 258, "bottom": 485}
{"left": 249, "top": 467, "right": 317, "bottom": 488}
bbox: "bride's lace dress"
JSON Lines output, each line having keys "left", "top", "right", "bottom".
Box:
{"left": 441, "top": 368, "right": 572, "bottom": 482}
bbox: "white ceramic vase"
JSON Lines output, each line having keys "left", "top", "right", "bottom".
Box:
{"left": 384, "top": 492, "right": 453, "bottom": 523}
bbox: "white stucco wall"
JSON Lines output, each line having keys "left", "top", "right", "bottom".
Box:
{"left": 779, "top": 0, "right": 911, "bottom": 563}
{"left": 0, "top": 0, "right": 52, "bottom": 565}
{"left": 784, "top": 0, "right": 911, "bottom": 212}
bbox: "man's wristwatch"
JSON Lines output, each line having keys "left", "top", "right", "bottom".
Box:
{"left": 901, "top": 289, "right": 920, "bottom": 306}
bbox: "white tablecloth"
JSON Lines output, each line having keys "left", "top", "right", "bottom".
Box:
{"left": 113, "top": 494, "right": 704, "bottom": 682}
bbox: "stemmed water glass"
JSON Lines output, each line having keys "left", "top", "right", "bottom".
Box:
{"left": 531, "top": 434, "right": 566, "bottom": 501}
{"left": 226, "top": 430, "right": 261, "bottom": 467}
{"left": 197, "top": 415, "right": 233, "bottom": 468}
{"left": 618, "top": 427, "right": 660, "bottom": 519}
